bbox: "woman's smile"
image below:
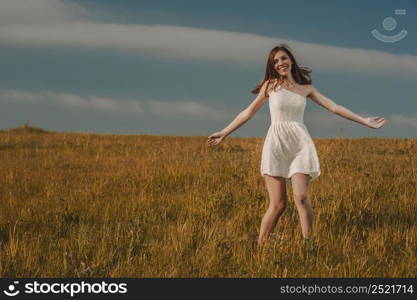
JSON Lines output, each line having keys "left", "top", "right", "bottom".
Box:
{"left": 277, "top": 64, "right": 289, "bottom": 73}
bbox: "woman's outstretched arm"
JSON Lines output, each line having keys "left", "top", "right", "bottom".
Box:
{"left": 308, "top": 86, "right": 386, "bottom": 129}
{"left": 207, "top": 81, "right": 270, "bottom": 146}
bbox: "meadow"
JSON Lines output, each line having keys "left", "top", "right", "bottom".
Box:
{"left": 0, "top": 125, "right": 416, "bottom": 277}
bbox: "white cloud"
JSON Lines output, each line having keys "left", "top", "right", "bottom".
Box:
{"left": 0, "top": 1, "right": 417, "bottom": 79}
{"left": 0, "top": 90, "right": 39, "bottom": 102}
{"left": 390, "top": 114, "right": 417, "bottom": 128}
{"left": 0, "top": 89, "right": 231, "bottom": 120}
{"left": 0, "top": 0, "right": 86, "bottom": 26}
{"left": 146, "top": 100, "right": 230, "bottom": 120}
{"left": 3, "top": 88, "right": 417, "bottom": 132}
{"left": 0, "top": 89, "right": 144, "bottom": 113}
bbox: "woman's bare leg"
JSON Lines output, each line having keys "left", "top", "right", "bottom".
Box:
{"left": 291, "top": 173, "right": 314, "bottom": 239}
{"left": 258, "top": 175, "right": 288, "bottom": 245}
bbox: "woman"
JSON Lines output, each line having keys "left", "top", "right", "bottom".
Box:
{"left": 207, "top": 44, "right": 386, "bottom": 246}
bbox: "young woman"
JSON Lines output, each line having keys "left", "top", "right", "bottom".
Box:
{"left": 207, "top": 44, "right": 386, "bottom": 246}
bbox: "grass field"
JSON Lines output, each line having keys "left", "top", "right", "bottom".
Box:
{"left": 0, "top": 125, "right": 416, "bottom": 277}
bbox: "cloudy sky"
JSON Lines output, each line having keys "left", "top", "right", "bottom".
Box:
{"left": 0, "top": 0, "right": 416, "bottom": 138}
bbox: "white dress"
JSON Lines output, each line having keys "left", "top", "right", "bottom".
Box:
{"left": 260, "top": 85, "right": 321, "bottom": 183}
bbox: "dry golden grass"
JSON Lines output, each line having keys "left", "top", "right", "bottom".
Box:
{"left": 0, "top": 125, "right": 416, "bottom": 277}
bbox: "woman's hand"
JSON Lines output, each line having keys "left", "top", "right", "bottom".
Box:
{"left": 207, "top": 131, "right": 227, "bottom": 146}
{"left": 364, "top": 116, "right": 386, "bottom": 129}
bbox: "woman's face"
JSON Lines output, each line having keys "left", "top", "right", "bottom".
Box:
{"left": 273, "top": 50, "right": 292, "bottom": 76}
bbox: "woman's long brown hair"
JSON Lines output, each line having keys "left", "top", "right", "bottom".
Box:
{"left": 251, "top": 44, "right": 312, "bottom": 96}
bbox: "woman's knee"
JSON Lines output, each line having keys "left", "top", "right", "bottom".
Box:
{"left": 293, "top": 193, "right": 309, "bottom": 207}
{"left": 269, "top": 199, "right": 287, "bottom": 214}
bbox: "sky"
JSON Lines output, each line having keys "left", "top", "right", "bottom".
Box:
{"left": 0, "top": 0, "right": 416, "bottom": 138}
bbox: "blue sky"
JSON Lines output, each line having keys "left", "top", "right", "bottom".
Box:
{"left": 0, "top": 0, "right": 416, "bottom": 138}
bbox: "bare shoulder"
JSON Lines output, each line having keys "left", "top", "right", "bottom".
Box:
{"left": 305, "top": 84, "right": 318, "bottom": 97}
{"left": 263, "top": 78, "right": 277, "bottom": 87}
{"left": 260, "top": 79, "right": 277, "bottom": 96}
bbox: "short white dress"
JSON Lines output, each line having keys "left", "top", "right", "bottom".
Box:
{"left": 260, "top": 85, "right": 321, "bottom": 183}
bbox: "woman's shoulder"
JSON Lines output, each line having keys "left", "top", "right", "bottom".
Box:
{"left": 262, "top": 78, "right": 275, "bottom": 86}
{"left": 265, "top": 79, "right": 280, "bottom": 89}
{"left": 268, "top": 78, "right": 280, "bottom": 85}
{"left": 260, "top": 79, "right": 278, "bottom": 93}
{"left": 303, "top": 84, "right": 317, "bottom": 95}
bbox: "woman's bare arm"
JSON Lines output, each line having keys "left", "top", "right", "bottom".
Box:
{"left": 220, "top": 81, "right": 270, "bottom": 137}
{"left": 308, "top": 86, "right": 386, "bottom": 129}
{"left": 207, "top": 81, "right": 270, "bottom": 146}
